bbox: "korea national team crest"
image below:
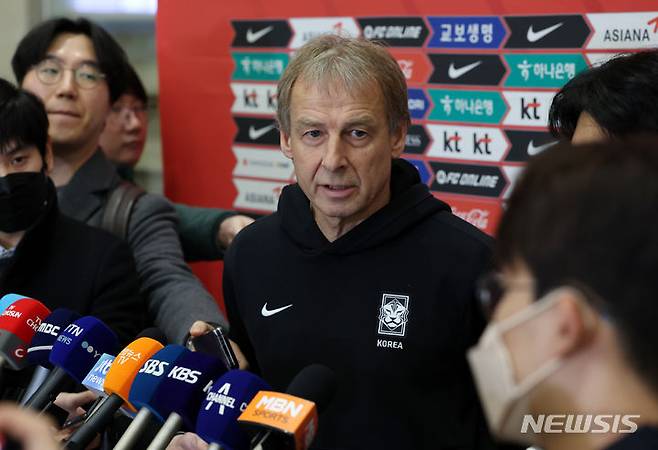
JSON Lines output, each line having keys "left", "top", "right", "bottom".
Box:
{"left": 378, "top": 294, "right": 410, "bottom": 337}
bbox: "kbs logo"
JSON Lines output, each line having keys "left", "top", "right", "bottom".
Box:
{"left": 377, "top": 294, "right": 410, "bottom": 338}
{"left": 139, "top": 359, "right": 170, "bottom": 377}
{"left": 167, "top": 366, "right": 202, "bottom": 384}
{"left": 521, "top": 414, "right": 640, "bottom": 434}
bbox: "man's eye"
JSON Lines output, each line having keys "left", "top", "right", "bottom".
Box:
{"left": 40, "top": 67, "right": 60, "bottom": 76}
{"left": 78, "top": 71, "right": 99, "bottom": 81}
{"left": 11, "top": 156, "right": 26, "bottom": 165}
{"left": 304, "top": 130, "right": 322, "bottom": 139}
{"left": 350, "top": 129, "right": 368, "bottom": 139}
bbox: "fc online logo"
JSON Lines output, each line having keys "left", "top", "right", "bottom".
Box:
{"left": 378, "top": 294, "right": 410, "bottom": 337}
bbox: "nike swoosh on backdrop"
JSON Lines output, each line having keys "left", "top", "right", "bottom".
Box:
{"left": 527, "top": 140, "right": 557, "bottom": 156}
{"left": 526, "top": 23, "right": 564, "bottom": 43}
{"left": 248, "top": 124, "right": 276, "bottom": 140}
{"left": 261, "top": 303, "right": 293, "bottom": 317}
{"left": 246, "top": 26, "right": 274, "bottom": 43}
{"left": 448, "top": 61, "right": 482, "bottom": 79}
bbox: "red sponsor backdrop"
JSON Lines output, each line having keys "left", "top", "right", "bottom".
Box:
{"left": 156, "top": 0, "right": 658, "bottom": 307}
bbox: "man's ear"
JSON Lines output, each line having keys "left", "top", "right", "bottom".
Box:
{"left": 390, "top": 123, "right": 407, "bottom": 158}
{"left": 545, "top": 287, "right": 598, "bottom": 358}
{"left": 280, "top": 128, "right": 293, "bottom": 160}
{"left": 44, "top": 138, "right": 54, "bottom": 174}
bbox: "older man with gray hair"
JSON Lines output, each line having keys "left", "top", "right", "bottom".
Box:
{"left": 172, "top": 34, "right": 496, "bottom": 450}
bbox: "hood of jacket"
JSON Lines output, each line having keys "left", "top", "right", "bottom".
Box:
{"left": 278, "top": 158, "right": 450, "bottom": 255}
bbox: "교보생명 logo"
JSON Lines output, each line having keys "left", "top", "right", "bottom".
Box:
{"left": 378, "top": 294, "right": 410, "bottom": 337}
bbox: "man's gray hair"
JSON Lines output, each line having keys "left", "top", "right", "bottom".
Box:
{"left": 276, "top": 34, "right": 410, "bottom": 136}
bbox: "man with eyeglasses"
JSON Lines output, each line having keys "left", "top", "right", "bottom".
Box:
{"left": 11, "top": 17, "right": 228, "bottom": 344}
{"left": 98, "top": 63, "right": 254, "bottom": 261}
{"left": 467, "top": 138, "right": 658, "bottom": 450}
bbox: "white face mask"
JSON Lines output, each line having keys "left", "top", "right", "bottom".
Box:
{"left": 467, "top": 288, "right": 569, "bottom": 445}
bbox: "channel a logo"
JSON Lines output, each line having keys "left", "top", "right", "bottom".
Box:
{"left": 377, "top": 294, "right": 410, "bottom": 337}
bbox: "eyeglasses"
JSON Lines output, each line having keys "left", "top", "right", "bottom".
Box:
{"left": 110, "top": 103, "right": 147, "bottom": 122}
{"left": 33, "top": 59, "right": 106, "bottom": 90}
{"left": 475, "top": 272, "right": 534, "bottom": 320}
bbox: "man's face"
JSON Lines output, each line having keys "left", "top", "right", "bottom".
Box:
{"left": 99, "top": 93, "right": 148, "bottom": 167}
{"left": 21, "top": 33, "right": 110, "bottom": 153}
{"left": 0, "top": 144, "right": 52, "bottom": 177}
{"left": 571, "top": 112, "right": 607, "bottom": 145}
{"left": 280, "top": 79, "right": 405, "bottom": 231}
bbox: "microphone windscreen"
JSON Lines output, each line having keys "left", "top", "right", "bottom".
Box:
{"left": 196, "top": 370, "right": 270, "bottom": 449}
{"left": 0, "top": 298, "right": 50, "bottom": 342}
{"left": 0, "top": 293, "right": 29, "bottom": 313}
{"left": 129, "top": 344, "right": 188, "bottom": 420}
{"left": 0, "top": 299, "right": 50, "bottom": 370}
{"left": 150, "top": 350, "right": 228, "bottom": 429}
{"left": 104, "top": 337, "right": 165, "bottom": 410}
{"left": 28, "top": 308, "right": 81, "bottom": 368}
{"left": 49, "top": 316, "right": 118, "bottom": 382}
{"left": 82, "top": 353, "right": 115, "bottom": 397}
{"left": 286, "top": 364, "right": 336, "bottom": 413}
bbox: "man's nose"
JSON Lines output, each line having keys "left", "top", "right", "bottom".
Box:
{"left": 54, "top": 69, "right": 78, "bottom": 98}
{"left": 322, "top": 135, "right": 347, "bottom": 171}
{"left": 125, "top": 111, "right": 143, "bottom": 132}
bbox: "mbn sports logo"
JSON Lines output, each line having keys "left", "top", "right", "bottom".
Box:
{"left": 521, "top": 414, "right": 640, "bottom": 434}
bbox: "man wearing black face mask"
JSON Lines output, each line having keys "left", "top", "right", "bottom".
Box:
{"left": 0, "top": 78, "right": 145, "bottom": 350}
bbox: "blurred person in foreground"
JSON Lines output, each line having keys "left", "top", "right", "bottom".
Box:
{"left": 98, "top": 64, "right": 253, "bottom": 261}
{"left": 0, "top": 402, "right": 59, "bottom": 450}
{"left": 468, "top": 138, "right": 658, "bottom": 450}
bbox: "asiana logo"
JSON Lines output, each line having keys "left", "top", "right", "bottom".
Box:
{"left": 377, "top": 294, "right": 410, "bottom": 337}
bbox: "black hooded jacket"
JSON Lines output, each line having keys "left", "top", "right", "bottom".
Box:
{"left": 0, "top": 179, "right": 145, "bottom": 345}
{"left": 225, "top": 158, "right": 494, "bottom": 449}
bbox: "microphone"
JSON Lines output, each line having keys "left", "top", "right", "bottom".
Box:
{"left": 0, "top": 298, "right": 51, "bottom": 370}
{"left": 24, "top": 316, "right": 118, "bottom": 411}
{"left": 196, "top": 370, "right": 270, "bottom": 450}
{"left": 21, "top": 308, "right": 81, "bottom": 404}
{"left": 0, "top": 293, "right": 30, "bottom": 313}
{"left": 27, "top": 308, "right": 81, "bottom": 369}
{"left": 112, "top": 344, "right": 188, "bottom": 450}
{"left": 238, "top": 364, "right": 336, "bottom": 450}
{"left": 64, "top": 330, "right": 166, "bottom": 450}
{"left": 145, "top": 350, "right": 228, "bottom": 450}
